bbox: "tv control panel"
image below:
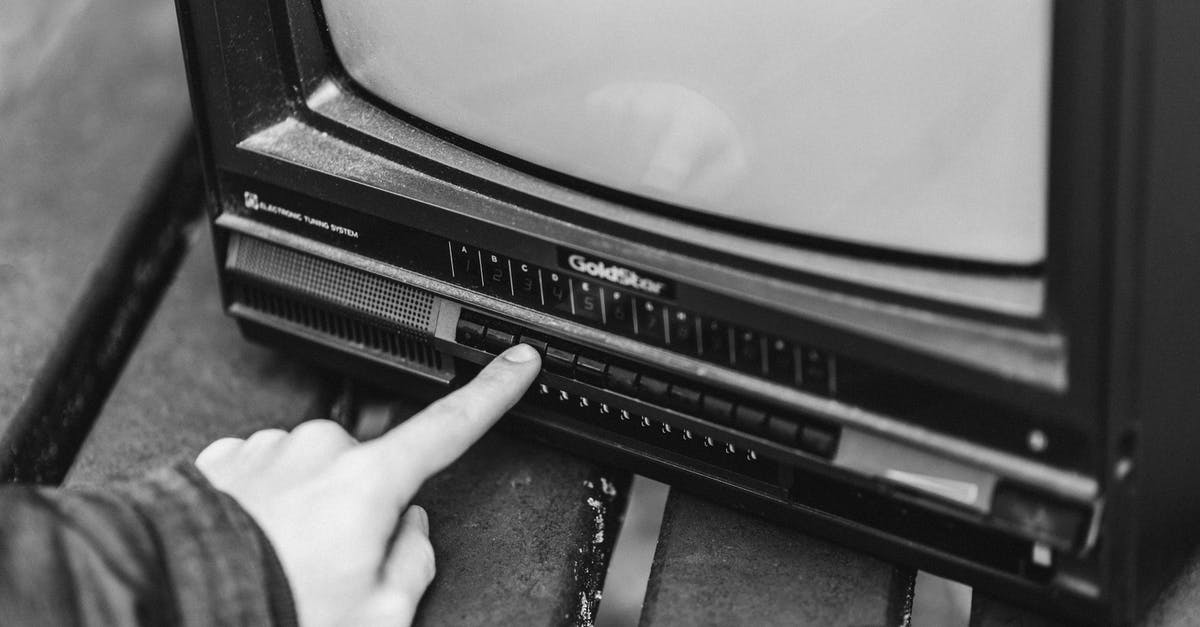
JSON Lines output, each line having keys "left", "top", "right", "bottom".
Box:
{"left": 453, "top": 309, "right": 840, "bottom": 461}
{"left": 446, "top": 241, "right": 837, "bottom": 396}
{"left": 218, "top": 171, "right": 1087, "bottom": 473}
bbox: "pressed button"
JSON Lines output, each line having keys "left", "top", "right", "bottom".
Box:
{"left": 700, "top": 395, "right": 734, "bottom": 425}
{"left": 733, "top": 405, "right": 768, "bottom": 434}
{"left": 666, "top": 384, "right": 701, "bottom": 413}
{"left": 572, "top": 280, "right": 604, "bottom": 323}
{"left": 511, "top": 261, "right": 543, "bottom": 308}
{"left": 518, "top": 336, "right": 548, "bottom": 355}
{"left": 637, "top": 375, "right": 670, "bottom": 404}
{"left": 606, "top": 365, "right": 639, "bottom": 396}
{"left": 455, "top": 319, "right": 486, "bottom": 349}
{"left": 544, "top": 346, "right": 577, "bottom": 375}
{"left": 799, "top": 424, "right": 839, "bottom": 457}
{"left": 766, "top": 416, "right": 801, "bottom": 445}
{"left": 700, "top": 319, "right": 731, "bottom": 365}
{"left": 483, "top": 328, "right": 516, "bottom": 353}
{"left": 575, "top": 355, "right": 608, "bottom": 385}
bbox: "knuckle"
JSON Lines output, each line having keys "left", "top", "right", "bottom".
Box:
{"left": 244, "top": 428, "right": 287, "bottom": 446}
{"left": 195, "top": 438, "right": 243, "bottom": 469}
{"left": 290, "top": 419, "right": 353, "bottom": 446}
{"left": 201, "top": 436, "right": 242, "bottom": 453}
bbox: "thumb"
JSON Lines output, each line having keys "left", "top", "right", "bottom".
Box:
{"left": 340, "top": 506, "right": 434, "bottom": 627}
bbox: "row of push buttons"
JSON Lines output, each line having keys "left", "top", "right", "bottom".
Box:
{"left": 531, "top": 379, "right": 780, "bottom": 484}
{"left": 448, "top": 242, "right": 836, "bottom": 395}
{"left": 455, "top": 315, "right": 839, "bottom": 458}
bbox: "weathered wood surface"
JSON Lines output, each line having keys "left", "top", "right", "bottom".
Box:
{"left": 63, "top": 231, "right": 325, "bottom": 484}
{"left": 386, "top": 413, "right": 629, "bottom": 626}
{"left": 0, "top": 0, "right": 191, "bottom": 471}
{"left": 639, "top": 490, "right": 915, "bottom": 627}
{"left": 65, "top": 228, "right": 631, "bottom": 625}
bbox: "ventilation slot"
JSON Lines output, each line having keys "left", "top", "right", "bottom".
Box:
{"left": 232, "top": 280, "right": 444, "bottom": 372}
{"left": 226, "top": 234, "right": 436, "bottom": 334}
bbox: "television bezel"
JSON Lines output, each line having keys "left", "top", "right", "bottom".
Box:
{"left": 177, "top": 0, "right": 1123, "bottom": 439}
{"left": 273, "top": 0, "right": 1112, "bottom": 333}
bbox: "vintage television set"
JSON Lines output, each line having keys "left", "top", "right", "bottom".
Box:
{"left": 174, "top": 0, "right": 1200, "bottom": 622}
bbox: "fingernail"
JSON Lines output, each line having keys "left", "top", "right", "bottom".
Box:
{"left": 500, "top": 344, "right": 540, "bottom": 363}
{"left": 412, "top": 505, "right": 429, "bottom": 534}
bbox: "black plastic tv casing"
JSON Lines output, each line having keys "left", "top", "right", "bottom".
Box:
{"left": 175, "top": 0, "right": 1200, "bottom": 623}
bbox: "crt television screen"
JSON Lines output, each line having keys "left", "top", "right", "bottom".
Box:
{"left": 323, "top": 1, "right": 1051, "bottom": 266}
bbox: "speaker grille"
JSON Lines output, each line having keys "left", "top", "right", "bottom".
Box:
{"left": 227, "top": 234, "right": 435, "bottom": 333}
{"left": 231, "top": 281, "right": 444, "bottom": 370}
{"left": 224, "top": 234, "right": 449, "bottom": 377}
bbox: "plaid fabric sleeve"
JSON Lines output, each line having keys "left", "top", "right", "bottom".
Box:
{"left": 0, "top": 461, "right": 297, "bottom": 627}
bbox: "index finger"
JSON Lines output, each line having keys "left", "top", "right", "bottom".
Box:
{"left": 356, "top": 343, "right": 541, "bottom": 498}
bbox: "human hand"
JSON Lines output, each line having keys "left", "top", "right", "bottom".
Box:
{"left": 195, "top": 344, "right": 542, "bottom": 627}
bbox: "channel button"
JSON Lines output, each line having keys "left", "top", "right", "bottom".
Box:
{"left": 479, "top": 251, "right": 512, "bottom": 297}
{"left": 450, "top": 243, "right": 483, "bottom": 289}
{"left": 511, "top": 262, "right": 542, "bottom": 308}
{"left": 733, "top": 328, "right": 765, "bottom": 375}
{"left": 604, "top": 289, "right": 635, "bottom": 335}
{"left": 454, "top": 319, "right": 486, "bottom": 349}
{"left": 635, "top": 299, "right": 667, "bottom": 345}
{"left": 544, "top": 346, "right": 577, "bottom": 376}
{"left": 575, "top": 355, "right": 608, "bottom": 385}
{"left": 667, "top": 308, "right": 700, "bottom": 356}
{"left": 543, "top": 271, "right": 573, "bottom": 317}
{"left": 701, "top": 319, "right": 732, "bottom": 365}
{"left": 572, "top": 280, "right": 604, "bottom": 323}
{"left": 767, "top": 337, "right": 798, "bottom": 385}
{"left": 483, "top": 328, "right": 516, "bottom": 353}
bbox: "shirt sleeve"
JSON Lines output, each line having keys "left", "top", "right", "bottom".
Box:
{"left": 0, "top": 461, "right": 298, "bottom": 627}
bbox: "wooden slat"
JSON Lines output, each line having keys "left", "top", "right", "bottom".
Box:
{"left": 417, "top": 432, "right": 627, "bottom": 625}
{"left": 640, "top": 491, "right": 915, "bottom": 627}
{"left": 64, "top": 231, "right": 329, "bottom": 484}
{"left": 367, "top": 405, "right": 631, "bottom": 626}
{"left": 0, "top": 0, "right": 191, "bottom": 471}
{"left": 65, "top": 229, "right": 631, "bottom": 625}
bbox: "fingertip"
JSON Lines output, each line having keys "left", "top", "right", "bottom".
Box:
{"left": 499, "top": 343, "right": 541, "bottom": 364}
{"left": 195, "top": 437, "right": 244, "bottom": 469}
{"left": 408, "top": 505, "right": 429, "bottom": 535}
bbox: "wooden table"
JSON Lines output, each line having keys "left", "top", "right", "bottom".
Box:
{"left": 5, "top": 1, "right": 1200, "bottom": 625}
